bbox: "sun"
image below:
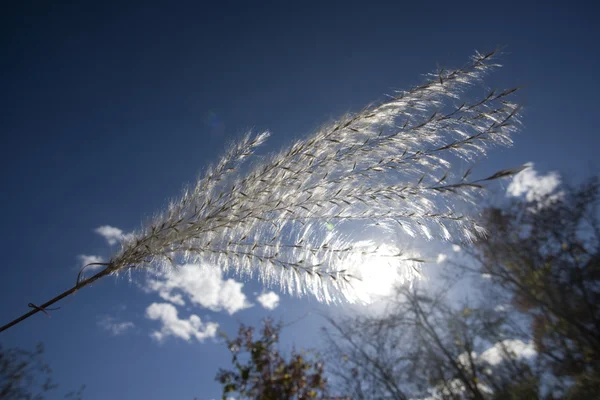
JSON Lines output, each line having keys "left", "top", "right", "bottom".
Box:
{"left": 343, "top": 242, "right": 421, "bottom": 303}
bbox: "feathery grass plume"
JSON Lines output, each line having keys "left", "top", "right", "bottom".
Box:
{"left": 106, "top": 50, "right": 523, "bottom": 304}
{"left": 0, "top": 50, "right": 526, "bottom": 334}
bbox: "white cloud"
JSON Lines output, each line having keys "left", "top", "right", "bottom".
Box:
{"left": 430, "top": 340, "right": 537, "bottom": 399}
{"left": 455, "top": 339, "right": 536, "bottom": 380}
{"left": 507, "top": 163, "right": 561, "bottom": 205}
{"left": 94, "top": 225, "right": 133, "bottom": 245}
{"left": 479, "top": 339, "right": 536, "bottom": 366}
{"left": 97, "top": 315, "right": 135, "bottom": 336}
{"left": 77, "top": 254, "right": 106, "bottom": 271}
{"left": 457, "top": 351, "right": 476, "bottom": 369}
{"left": 425, "top": 377, "right": 493, "bottom": 399}
{"left": 256, "top": 291, "right": 280, "bottom": 310}
{"left": 494, "top": 304, "right": 509, "bottom": 312}
{"left": 157, "top": 291, "right": 186, "bottom": 306}
{"left": 436, "top": 253, "right": 448, "bottom": 264}
{"left": 145, "top": 264, "right": 252, "bottom": 315}
{"left": 452, "top": 244, "right": 461, "bottom": 252}
{"left": 145, "top": 302, "right": 218, "bottom": 343}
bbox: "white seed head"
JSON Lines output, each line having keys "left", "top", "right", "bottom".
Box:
{"left": 109, "top": 50, "right": 523, "bottom": 303}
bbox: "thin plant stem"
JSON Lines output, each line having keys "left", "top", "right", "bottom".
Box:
{"left": 0, "top": 267, "right": 113, "bottom": 333}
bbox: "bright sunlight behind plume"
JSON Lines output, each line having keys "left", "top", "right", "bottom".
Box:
{"left": 344, "top": 242, "right": 421, "bottom": 302}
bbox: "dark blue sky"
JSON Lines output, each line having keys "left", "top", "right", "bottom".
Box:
{"left": 1, "top": 1, "right": 598, "bottom": 399}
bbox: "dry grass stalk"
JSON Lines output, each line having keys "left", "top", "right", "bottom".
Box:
{"left": 1, "top": 50, "right": 524, "bottom": 332}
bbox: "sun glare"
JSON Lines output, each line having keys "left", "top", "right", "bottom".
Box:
{"left": 344, "top": 242, "right": 421, "bottom": 303}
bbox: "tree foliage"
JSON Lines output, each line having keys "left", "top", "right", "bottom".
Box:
{"left": 475, "top": 177, "right": 600, "bottom": 397}
{"left": 322, "top": 285, "right": 539, "bottom": 400}
{"left": 0, "top": 343, "right": 56, "bottom": 400}
{"left": 0, "top": 343, "right": 85, "bottom": 400}
{"left": 216, "top": 319, "right": 340, "bottom": 400}
{"left": 321, "top": 177, "right": 600, "bottom": 399}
